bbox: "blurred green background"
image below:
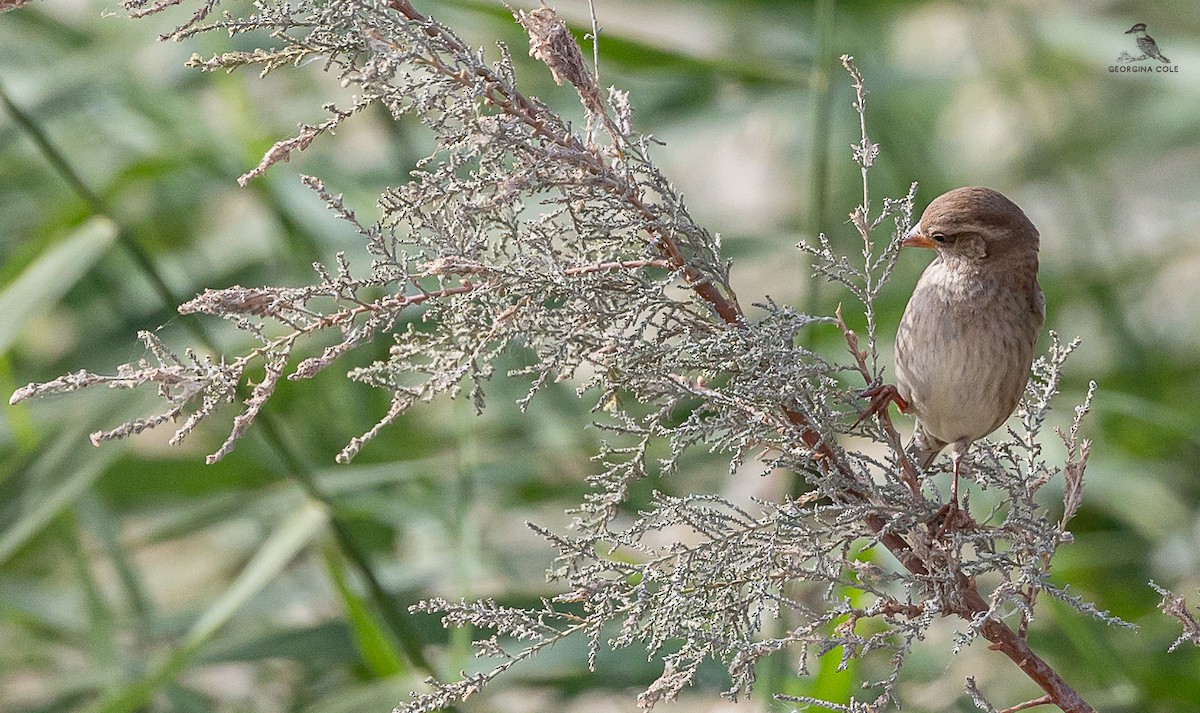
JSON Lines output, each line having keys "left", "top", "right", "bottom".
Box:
{"left": 2, "top": 0, "right": 1199, "bottom": 711}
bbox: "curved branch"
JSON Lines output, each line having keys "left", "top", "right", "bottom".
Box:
{"left": 387, "top": 0, "right": 743, "bottom": 325}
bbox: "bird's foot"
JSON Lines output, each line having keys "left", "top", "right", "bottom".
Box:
{"left": 932, "top": 500, "right": 975, "bottom": 539}
{"left": 852, "top": 382, "right": 909, "bottom": 429}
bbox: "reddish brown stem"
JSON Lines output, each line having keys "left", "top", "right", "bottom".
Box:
{"left": 387, "top": 0, "right": 743, "bottom": 326}
{"left": 835, "top": 307, "right": 923, "bottom": 493}
{"left": 973, "top": 599, "right": 1094, "bottom": 711}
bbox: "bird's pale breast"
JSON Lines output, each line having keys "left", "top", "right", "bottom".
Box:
{"left": 894, "top": 260, "right": 1041, "bottom": 448}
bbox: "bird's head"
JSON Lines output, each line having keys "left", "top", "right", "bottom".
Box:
{"left": 903, "top": 187, "right": 1039, "bottom": 266}
{"left": 1125, "top": 23, "right": 1147, "bottom": 34}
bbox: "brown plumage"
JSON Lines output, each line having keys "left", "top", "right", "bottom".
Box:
{"left": 894, "top": 187, "right": 1045, "bottom": 503}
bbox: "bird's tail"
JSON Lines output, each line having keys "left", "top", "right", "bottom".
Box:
{"left": 906, "top": 426, "right": 947, "bottom": 470}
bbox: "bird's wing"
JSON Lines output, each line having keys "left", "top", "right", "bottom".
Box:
{"left": 908, "top": 424, "right": 947, "bottom": 470}
{"left": 1137, "top": 36, "right": 1170, "bottom": 61}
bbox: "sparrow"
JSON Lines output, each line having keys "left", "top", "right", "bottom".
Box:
{"left": 863, "top": 187, "right": 1044, "bottom": 509}
{"left": 1125, "top": 23, "right": 1171, "bottom": 63}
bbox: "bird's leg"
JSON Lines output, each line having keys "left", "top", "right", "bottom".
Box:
{"left": 934, "top": 450, "right": 970, "bottom": 538}
{"left": 950, "top": 449, "right": 962, "bottom": 508}
{"left": 852, "top": 382, "right": 910, "bottom": 429}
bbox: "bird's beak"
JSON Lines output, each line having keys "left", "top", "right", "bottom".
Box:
{"left": 1125, "top": 27, "right": 1136, "bottom": 34}
{"left": 902, "top": 222, "right": 937, "bottom": 249}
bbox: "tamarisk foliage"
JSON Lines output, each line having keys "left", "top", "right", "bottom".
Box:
{"left": 1152, "top": 583, "right": 1200, "bottom": 653}
{"left": 11, "top": 1, "right": 1115, "bottom": 711}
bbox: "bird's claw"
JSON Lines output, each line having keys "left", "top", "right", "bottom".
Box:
{"left": 932, "top": 499, "right": 975, "bottom": 539}
{"left": 851, "top": 382, "right": 909, "bottom": 429}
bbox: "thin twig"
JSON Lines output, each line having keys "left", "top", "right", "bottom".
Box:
{"left": 835, "top": 305, "right": 922, "bottom": 494}
{"left": 999, "top": 695, "right": 1054, "bottom": 713}
{"left": 586, "top": 0, "right": 601, "bottom": 87}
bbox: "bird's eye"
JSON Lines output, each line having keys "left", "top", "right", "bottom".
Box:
{"left": 931, "top": 233, "right": 948, "bottom": 243}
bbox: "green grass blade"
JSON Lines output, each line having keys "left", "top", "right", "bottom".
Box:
{"left": 83, "top": 501, "right": 329, "bottom": 713}
{"left": 186, "top": 500, "right": 328, "bottom": 645}
{"left": 0, "top": 439, "right": 117, "bottom": 565}
{"left": 324, "top": 545, "right": 405, "bottom": 678}
{"left": 0, "top": 216, "right": 116, "bottom": 354}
